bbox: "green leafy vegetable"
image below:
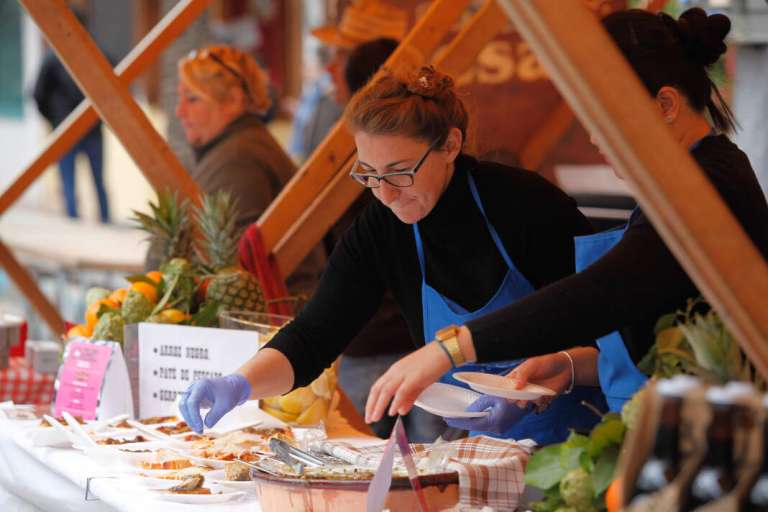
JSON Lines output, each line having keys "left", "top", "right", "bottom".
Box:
{"left": 525, "top": 444, "right": 569, "bottom": 490}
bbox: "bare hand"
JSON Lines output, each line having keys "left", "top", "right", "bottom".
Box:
{"left": 365, "top": 342, "right": 451, "bottom": 423}
{"left": 506, "top": 352, "right": 573, "bottom": 408}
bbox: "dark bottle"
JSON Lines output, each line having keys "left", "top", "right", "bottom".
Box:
{"left": 743, "top": 395, "right": 768, "bottom": 512}
{"left": 628, "top": 376, "right": 699, "bottom": 509}
{"left": 682, "top": 386, "right": 738, "bottom": 511}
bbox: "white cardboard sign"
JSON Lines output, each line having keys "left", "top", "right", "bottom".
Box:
{"left": 138, "top": 323, "right": 260, "bottom": 418}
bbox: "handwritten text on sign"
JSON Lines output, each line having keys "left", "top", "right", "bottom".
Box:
{"left": 138, "top": 323, "right": 261, "bottom": 418}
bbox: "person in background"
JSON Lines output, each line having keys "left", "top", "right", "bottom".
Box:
{"left": 364, "top": 8, "right": 768, "bottom": 434}
{"left": 287, "top": 47, "right": 335, "bottom": 161}
{"left": 171, "top": 45, "right": 324, "bottom": 293}
{"left": 290, "top": 0, "right": 408, "bottom": 162}
{"left": 32, "top": 9, "right": 110, "bottom": 223}
{"left": 179, "top": 66, "right": 605, "bottom": 445}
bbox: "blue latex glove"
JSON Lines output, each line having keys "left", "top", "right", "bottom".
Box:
{"left": 444, "top": 395, "right": 533, "bottom": 434}
{"left": 178, "top": 374, "right": 251, "bottom": 433}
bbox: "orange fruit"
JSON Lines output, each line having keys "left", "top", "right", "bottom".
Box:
{"left": 146, "top": 271, "right": 163, "bottom": 285}
{"left": 108, "top": 288, "right": 128, "bottom": 304}
{"left": 159, "top": 309, "right": 189, "bottom": 324}
{"left": 131, "top": 281, "right": 158, "bottom": 303}
{"left": 85, "top": 299, "right": 119, "bottom": 328}
{"left": 67, "top": 323, "right": 92, "bottom": 339}
{"left": 605, "top": 477, "right": 622, "bottom": 512}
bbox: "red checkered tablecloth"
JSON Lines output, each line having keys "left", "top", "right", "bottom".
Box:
{"left": 0, "top": 357, "right": 55, "bottom": 405}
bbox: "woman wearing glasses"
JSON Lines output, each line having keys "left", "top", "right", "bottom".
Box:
{"left": 166, "top": 45, "right": 322, "bottom": 291}
{"left": 179, "top": 66, "right": 605, "bottom": 443}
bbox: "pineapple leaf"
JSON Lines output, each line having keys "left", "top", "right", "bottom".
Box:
{"left": 131, "top": 190, "right": 194, "bottom": 263}
{"left": 191, "top": 300, "right": 222, "bottom": 327}
{"left": 194, "top": 191, "right": 243, "bottom": 271}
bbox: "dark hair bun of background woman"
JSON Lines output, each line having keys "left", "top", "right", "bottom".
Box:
{"left": 676, "top": 7, "right": 731, "bottom": 67}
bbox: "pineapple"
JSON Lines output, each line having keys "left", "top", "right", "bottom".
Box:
{"left": 132, "top": 190, "right": 195, "bottom": 264}
{"left": 196, "top": 191, "right": 264, "bottom": 313}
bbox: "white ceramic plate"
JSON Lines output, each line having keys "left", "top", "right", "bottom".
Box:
{"left": 76, "top": 444, "right": 158, "bottom": 468}
{"left": 452, "top": 372, "right": 556, "bottom": 400}
{"left": 41, "top": 415, "right": 80, "bottom": 446}
{"left": 414, "top": 383, "right": 489, "bottom": 418}
{"left": 28, "top": 425, "right": 73, "bottom": 448}
{"left": 151, "top": 486, "right": 246, "bottom": 504}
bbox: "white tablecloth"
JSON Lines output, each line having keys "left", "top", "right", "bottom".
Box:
{"left": 0, "top": 402, "right": 371, "bottom": 512}
{"left": 0, "top": 419, "right": 261, "bottom": 512}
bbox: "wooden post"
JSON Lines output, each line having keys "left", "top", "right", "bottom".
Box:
{"left": 434, "top": 0, "right": 509, "bottom": 76}
{"left": 0, "top": 0, "right": 212, "bottom": 216}
{"left": 283, "top": 0, "right": 303, "bottom": 100}
{"left": 0, "top": 240, "right": 66, "bottom": 336}
{"left": 270, "top": 0, "right": 510, "bottom": 275}
{"left": 497, "top": 0, "right": 768, "bottom": 376}
{"left": 274, "top": 157, "right": 357, "bottom": 274}
{"left": 258, "top": 0, "right": 475, "bottom": 257}
{"left": 20, "top": 0, "right": 201, "bottom": 204}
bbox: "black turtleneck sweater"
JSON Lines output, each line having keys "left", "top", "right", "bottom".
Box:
{"left": 467, "top": 135, "right": 768, "bottom": 365}
{"left": 266, "top": 154, "right": 593, "bottom": 388}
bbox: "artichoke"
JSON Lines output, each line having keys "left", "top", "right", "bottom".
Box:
{"left": 621, "top": 388, "right": 647, "bottom": 431}
{"left": 121, "top": 289, "right": 154, "bottom": 324}
{"left": 85, "top": 287, "right": 111, "bottom": 308}
{"left": 92, "top": 312, "right": 125, "bottom": 344}
{"left": 559, "top": 468, "right": 596, "bottom": 511}
{"left": 160, "top": 257, "right": 196, "bottom": 312}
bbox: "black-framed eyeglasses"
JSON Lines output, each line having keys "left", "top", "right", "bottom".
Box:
{"left": 188, "top": 49, "right": 253, "bottom": 104}
{"left": 349, "top": 139, "right": 440, "bottom": 189}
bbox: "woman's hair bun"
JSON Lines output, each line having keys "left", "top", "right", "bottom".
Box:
{"left": 405, "top": 66, "right": 454, "bottom": 99}
{"left": 672, "top": 7, "right": 730, "bottom": 67}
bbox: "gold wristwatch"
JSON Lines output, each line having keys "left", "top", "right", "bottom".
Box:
{"left": 435, "top": 325, "right": 466, "bottom": 367}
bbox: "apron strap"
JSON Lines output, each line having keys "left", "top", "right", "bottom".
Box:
{"left": 413, "top": 171, "right": 516, "bottom": 277}
{"left": 413, "top": 222, "right": 428, "bottom": 276}
{"left": 466, "top": 172, "right": 515, "bottom": 269}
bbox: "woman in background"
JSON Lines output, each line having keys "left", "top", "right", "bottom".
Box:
{"left": 156, "top": 45, "right": 323, "bottom": 292}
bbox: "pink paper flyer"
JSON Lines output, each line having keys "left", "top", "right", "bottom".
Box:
{"left": 54, "top": 341, "right": 113, "bottom": 419}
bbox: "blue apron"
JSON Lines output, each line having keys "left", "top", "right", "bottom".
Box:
{"left": 415, "top": 171, "right": 604, "bottom": 444}
{"left": 576, "top": 133, "right": 714, "bottom": 412}
{"left": 574, "top": 225, "right": 647, "bottom": 412}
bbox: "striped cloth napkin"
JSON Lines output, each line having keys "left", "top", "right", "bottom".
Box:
{"left": 312, "top": 435, "right": 535, "bottom": 510}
